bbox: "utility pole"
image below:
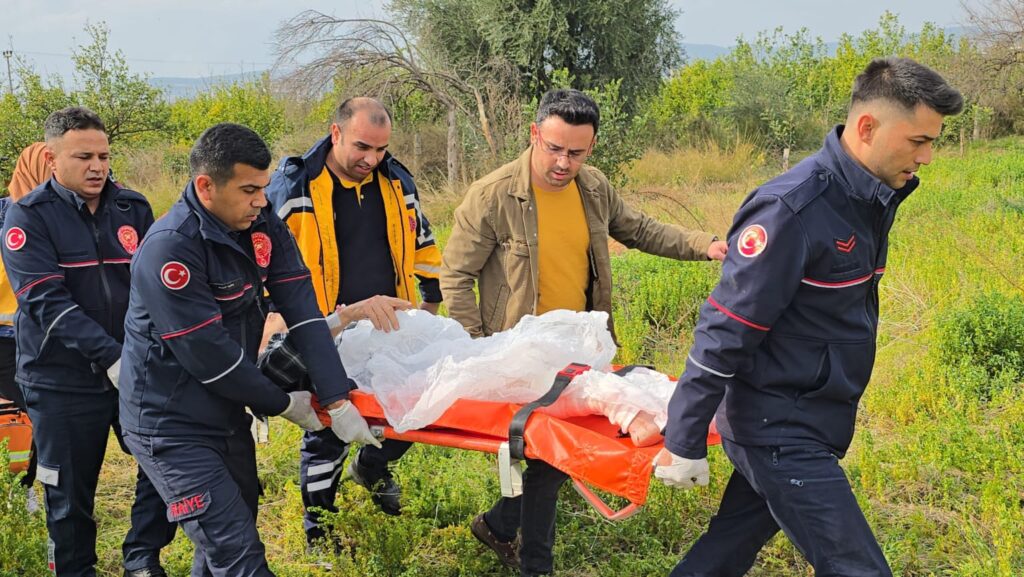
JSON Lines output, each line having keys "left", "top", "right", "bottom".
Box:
{"left": 2, "top": 49, "right": 13, "bottom": 94}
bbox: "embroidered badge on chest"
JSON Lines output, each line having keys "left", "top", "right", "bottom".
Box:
{"left": 160, "top": 261, "right": 191, "bottom": 290}
{"left": 4, "top": 227, "right": 26, "bottom": 251}
{"left": 835, "top": 233, "right": 856, "bottom": 254}
{"left": 118, "top": 225, "right": 139, "bottom": 254}
{"left": 251, "top": 232, "right": 272, "bottom": 268}
{"left": 408, "top": 215, "right": 416, "bottom": 233}
{"left": 738, "top": 224, "right": 767, "bottom": 258}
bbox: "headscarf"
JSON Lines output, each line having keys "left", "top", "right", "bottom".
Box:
{"left": 7, "top": 142, "right": 52, "bottom": 200}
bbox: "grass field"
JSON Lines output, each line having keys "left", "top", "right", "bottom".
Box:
{"left": 1, "top": 139, "right": 1023, "bottom": 576}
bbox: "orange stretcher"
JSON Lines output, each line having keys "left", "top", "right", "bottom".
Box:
{"left": 0, "top": 397, "right": 32, "bottom": 475}
{"left": 316, "top": 364, "right": 721, "bottom": 521}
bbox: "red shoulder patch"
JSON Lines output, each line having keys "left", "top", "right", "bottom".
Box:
{"left": 4, "top": 227, "right": 26, "bottom": 251}
{"left": 738, "top": 224, "right": 768, "bottom": 258}
{"left": 251, "top": 232, "right": 272, "bottom": 268}
{"left": 160, "top": 261, "right": 191, "bottom": 290}
{"left": 118, "top": 225, "right": 139, "bottom": 255}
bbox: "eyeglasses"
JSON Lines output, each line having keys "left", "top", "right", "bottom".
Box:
{"left": 535, "top": 130, "right": 593, "bottom": 164}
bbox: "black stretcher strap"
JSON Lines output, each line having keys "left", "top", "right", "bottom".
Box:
{"left": 508, "top": 362, "right": 591, "bottom": 460}
{"left": 612, "top": 364, "right": 654, "bottom": 377}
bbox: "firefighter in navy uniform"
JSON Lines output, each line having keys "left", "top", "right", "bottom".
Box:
{"left": 0, "top": 107, "right": 175, "bottom": 577}
{"left": 655, "top": 58, "right": 963, "bottom": 576}
{"left": 118, "top": 123, "right": 380, "bottom": 577}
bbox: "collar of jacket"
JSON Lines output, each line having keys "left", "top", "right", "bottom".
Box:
{"left": 49, "top": 176, "right": 118, "bottom": 214}
{"left": 819, "top": 125, "right": 919, "bottom": 207}
{"left": 181, "top": 181, "right": 267, "bottom": 245}
{"left": 300, "top": 135, "right": 407, "bottom": 183}
{"left": 507, "top": 146, "right": 603, "bottom": 201}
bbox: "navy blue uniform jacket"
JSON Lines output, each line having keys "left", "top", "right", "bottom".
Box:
{"left": 119, "top": 183, "right": 351, "bottom": 437}
{"left": 665, "top": 126, "right": 918, "bottom": 459}
{"left": 1, "top": 178, "right": 153, "bottom": 392}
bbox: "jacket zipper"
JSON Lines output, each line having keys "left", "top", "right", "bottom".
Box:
{"left": 390, "top": 178, "right": 407, "bottom": 300}
{"left": 89, "top": 214, "right": 114, "bottom": 334}
{"left": 865, "top": 204, "right": 895, "bottom": 335}
{"left": 521, "top": 199, "right": 538, "bottom": 312}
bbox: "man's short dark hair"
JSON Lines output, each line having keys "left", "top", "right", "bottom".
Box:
{"left": 851, "top": 57, "right": 963, "bottom": 116}
{"left": 333, "top": 97, "right": 392, "bottom": 130}
{"left": 536, "top": 89, "right": 600, "bottom": 134}
{"left": 189, "top": 123, "right": 271, "bottom": 184}
{"left": 44, "top": 107, "right": 106, "bottom": 141}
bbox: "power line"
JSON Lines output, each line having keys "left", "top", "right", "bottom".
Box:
{"left": 17, "top": 49, "right": 272, "bottom": 68}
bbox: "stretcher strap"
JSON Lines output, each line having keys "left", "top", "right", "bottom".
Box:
{"left": 508, "top": 362, "right": 591, "bottom": 460}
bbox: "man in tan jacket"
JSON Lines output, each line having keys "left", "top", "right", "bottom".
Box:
{"left": 441, "top": 88, "right": 727, "bottom": 577}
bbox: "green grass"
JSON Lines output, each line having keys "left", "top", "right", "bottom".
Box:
{"left": 2, "top": 140, "right": 1023, "bottom": 576}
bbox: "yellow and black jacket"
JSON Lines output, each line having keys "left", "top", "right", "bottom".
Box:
{"left": 266, "top": 136, "right": 442, "bottom": 315}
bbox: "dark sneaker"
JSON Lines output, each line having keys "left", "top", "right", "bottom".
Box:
{"left": 123, "top": 567, "right": 167, "bottom": 577}
{"left": 347, "top": 456, "right": 402, "bottom": 516}
{"left": 470, "top": 514, "right": 520, "bottom": 569}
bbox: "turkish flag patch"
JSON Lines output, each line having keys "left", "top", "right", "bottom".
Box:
{"left": 160, "top": 261, "right": 191, "bottom": 290}
{"left": 738, "top": 224, "right": 768, "bottom": 258}
{"left": 166, "top": 491, "right": 211, "bottom": 522}
{"left": 835, "top": 234, "right": 856, "bottom": 254}
{"left": 251, "top": 232, "right": 272, "bottom": 268}
{"left": 118, "top": 225, "right": 139, "bottom": 255}
{"left": 5, "top": 227, "right": 26, "bottom": 251}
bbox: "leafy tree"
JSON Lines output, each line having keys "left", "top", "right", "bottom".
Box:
{"left": 72, "top": 22, "right": 169, "bottom": 144}
{"left": 387, "top": 0, "right": 682, "bottom": 111}
{"left": 0, "top": 65, "right": 74, "bottom": 195}
{"left": 168, "top": 75, "right": 287, "bottom": 148}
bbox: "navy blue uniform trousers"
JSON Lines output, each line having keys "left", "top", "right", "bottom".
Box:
{"left": 299, "top": 428, "right": 411, "bottom": 540}
{"left": 22, "top": 387, "right": 174, "bottom": 576}
{"left": 484, "top": 458, "right": 569, "bottom": 577}
{"left": 123, "top": 423, "right": 267, "bottom": 577}
{"left": 671, "top": 438, "right": 891, "bottom": 577}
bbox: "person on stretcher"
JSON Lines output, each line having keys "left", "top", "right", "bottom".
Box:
{"left": 259, "top": 309, "right": 672, "bottom": 449}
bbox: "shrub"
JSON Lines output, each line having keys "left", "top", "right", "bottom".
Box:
{"left": 935, "top": 291, "right": 1024, "bottom": 401}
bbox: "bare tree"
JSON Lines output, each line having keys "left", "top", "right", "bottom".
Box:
{"left": 274, "top": 10, "right": 518, "bottom": 187}
{"left": 962, "top": 0, "right": 1024, "bottom": 71}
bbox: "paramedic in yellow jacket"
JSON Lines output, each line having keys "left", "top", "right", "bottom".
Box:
{"left": 0, "top": 142, "right": 51, "bottom": 489}
{"left": 264, "top": 97, "right": 443, "bottom": 546}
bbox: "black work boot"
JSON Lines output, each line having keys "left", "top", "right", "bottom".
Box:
{"left": 347, "top": 450, "right": 402, "bottom": 516}
{"left": 470, "top": 513, "right": 520, "bottom": 569}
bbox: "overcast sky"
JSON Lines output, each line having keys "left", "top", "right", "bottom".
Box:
{"left": 1, "top": 0, "right": 969, "bottom": 80}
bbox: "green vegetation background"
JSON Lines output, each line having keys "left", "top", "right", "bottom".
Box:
{"left": 1, "top": 9, "right": 1024, "bottom": 577}
{"left": 3, "top": 138, "right": 1023, "bottom": 576}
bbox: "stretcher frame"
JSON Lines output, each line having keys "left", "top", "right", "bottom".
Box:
{"left": 342, "top": 364, "right": 722, "bottom": 522}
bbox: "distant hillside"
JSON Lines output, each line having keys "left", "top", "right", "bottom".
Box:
{"left": 683, "top": 26, "right": 973, "bottom": 63}
{"left": 148, "top": 71, "right": 264, "bottom": 100}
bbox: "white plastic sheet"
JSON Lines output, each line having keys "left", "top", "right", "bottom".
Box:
{"left": 337, "top": 309, "right": 675, "bottom": 433}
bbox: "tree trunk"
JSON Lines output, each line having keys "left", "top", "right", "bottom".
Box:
{"left": 473, "top": 88, "right": 497, "bottom": 158}
{"left": 447, "top": 106, "right": 459, "bottom": 188}
{"left": 972, "top": 109, "right": 981, "bottom": 141}
{"left": 413, "top": 132, "right": 422, "bottom": 176}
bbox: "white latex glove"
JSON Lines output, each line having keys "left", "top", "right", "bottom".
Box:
{"left": 327, "top": 400, "right": 382, "bottom": 448}
{"left": 653, "top": 448, "right": 710, "bottom": 489}
{"left": 107, "top": 358, "right": 122, "bottom": 389}
{"left": 279, "top": 391, "right": 326, "bottom": 432}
